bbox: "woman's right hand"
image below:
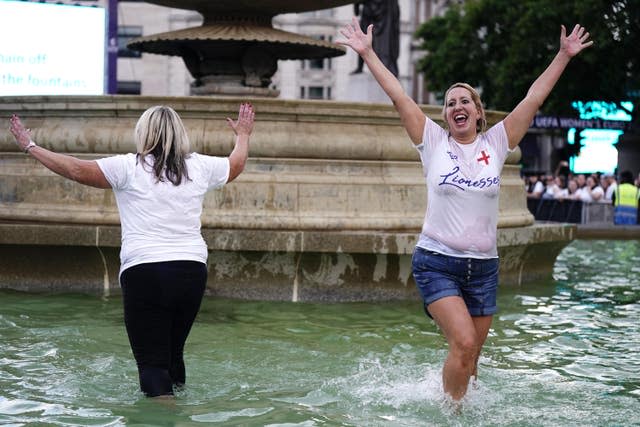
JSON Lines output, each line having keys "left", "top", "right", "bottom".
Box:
{"left": 336, "top": 16, "right": 373, "bottom": 57}
{"left": 9, "top": 114, "right": 33, "bottom": 151}
{"left": 226, "top": 103, "right": 255, "bottom": 137}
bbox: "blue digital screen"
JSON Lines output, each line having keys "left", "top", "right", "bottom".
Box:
{"left": 568, "top": 101, "right": 633, "bottom": 174}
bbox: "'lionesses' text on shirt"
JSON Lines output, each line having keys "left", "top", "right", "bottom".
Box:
{"left": 415, "top": 117, "right": 512, "bottom": 258}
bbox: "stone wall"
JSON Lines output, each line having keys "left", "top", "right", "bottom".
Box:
{"left": 0, "top": 96, "right": 574, "bottom": 300}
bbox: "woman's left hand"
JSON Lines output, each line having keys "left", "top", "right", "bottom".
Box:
{"left": 560, "top": 24, "right": 593, "bottom": 58}
{"left": 9, "top": 114, "right": 32, "bottom": 151}
{"left": 226, "top": 103, "right": 255, "bottom": 137}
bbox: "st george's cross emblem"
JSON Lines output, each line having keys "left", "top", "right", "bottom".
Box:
{"left": 477, "top": 150, "right": 490, "bottom": 165}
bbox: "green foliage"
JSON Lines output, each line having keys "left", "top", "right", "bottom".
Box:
{"left": 415, "top": 0, "right": 640, "bottom": 122}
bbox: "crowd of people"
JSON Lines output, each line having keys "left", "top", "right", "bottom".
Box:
{"left": 525, "top": 167, "right": 614, "bottom": 203}
{"left": 524, "top": 163, "right": 640, "bottom": 224}
{"left": 524, "top": 161, "right": 638, "bottom": 203}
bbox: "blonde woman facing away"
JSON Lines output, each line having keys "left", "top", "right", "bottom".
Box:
{"left": 9, "top": 103, "right": 255, "bottom": 398}
{"left": 337, "top": 19, "right": 592, "bottom": 402}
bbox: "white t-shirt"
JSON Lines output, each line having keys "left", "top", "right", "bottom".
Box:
{"left": 577, "top": 187, "right": 593, "bottom": 203}
{"left": 530, "top": 180, "right": 544, "bottom": 195}
{"left": 579, "top": 186, "right": 605, "bottom": 203}
{"left": 97, "top": 152, "right": 230, "bottom": 276}
{"left": 415, "top": 117, "right": 512, "bottom": 259}
{"left": 543, "top": 184, "right": 556, "bottom": 199}
{"left": 591, "top": 186, "right": 606, "bottom": 203}
{"left": 605, "top": 182, "right": 617, "bottom": 201}
{"left": 555, "top": 188, "right": 569, "bottom": 199}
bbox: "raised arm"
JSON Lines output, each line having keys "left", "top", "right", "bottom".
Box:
{"left": 226, "top": 102, "right": 255, "bottom": 182}
{"left": 9, "top": 114, "right": 111, "bottom": 189}
{"left": 504, "top": 24, "right": 593, "bottom": 149}
{"left": 337, "top": 17, "right": 425, "bottom": 145}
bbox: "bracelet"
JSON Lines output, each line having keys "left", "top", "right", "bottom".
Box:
{"left": 24, "top": 141, "right": 37, "bottom": 153}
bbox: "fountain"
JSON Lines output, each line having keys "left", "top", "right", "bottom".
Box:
{"left": 0, "top": 2, "right": 575, "bottom": 300}
{"left": 126, "top": 0, "right": 354, "bottom": 96}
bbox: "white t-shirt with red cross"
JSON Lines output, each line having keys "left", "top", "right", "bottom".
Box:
{"left": 97, "top": 152, "right": 230, "bottom": 276}
{"left": 415, "top": 117, "right": 512, "bottom": 259}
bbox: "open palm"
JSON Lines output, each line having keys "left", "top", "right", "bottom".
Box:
{"left": 336, "top": 16, "right": 372, "bottom": 55}
{"left": 226, "top": 102, "right": 255, "bottom": 136}
{"left": 9, "top": 114, "right": 31, "bottom": 147}
{"left": 560, "top": 24, "right": 593, "bottom": 58}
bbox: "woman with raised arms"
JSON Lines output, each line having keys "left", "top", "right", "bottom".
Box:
{"left": 337, "top": 19, "right": 592, "bottom": 401}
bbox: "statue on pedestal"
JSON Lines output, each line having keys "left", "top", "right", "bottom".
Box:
{"left": 351, "top": 0, "right": 400, "bottom": 77}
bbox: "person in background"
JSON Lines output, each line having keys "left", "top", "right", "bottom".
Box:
{"left": 9, "top": 103, "right": 255, "bottom": 398}
{"left": 577, "top": 175, "right": 603, "bottom": 203}
{"left": 552, "top": 175, "right": 569, "bottom": 199}
{"left": 599, "top": 174, "right": 610, "bottom": 203}
{"left": 637, "top": 172, "right": 640, "bottom": 224}
{"left": 575, "top": 174, "right": 586, "bottom": 191}
{"left": 554, "top": 160, "right": 570, "bottom": 180}
{"left": 526, "top": 174, "right": 545, "bottom": 199}
{"left": 564, "top": 178, "right": 581, "bottom": 200}
{"left": 612, "top": 170, "right": 639, "bottom": 225}
{"left": 337, "top": 17, "right": 592, "bottom": 402}
{"left": 542, "top": 175, "right": 557, "bottom": 199}
{"left": 604, "top": 173, "right": 617, "bottom": 202}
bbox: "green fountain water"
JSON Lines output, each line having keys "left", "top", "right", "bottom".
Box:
{"left": 1, "top": 239, "right": 638, "bottom": 426}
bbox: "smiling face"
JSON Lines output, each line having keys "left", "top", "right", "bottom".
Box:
{"left": 442, "top": 83, "right": 485, "bottom": 143}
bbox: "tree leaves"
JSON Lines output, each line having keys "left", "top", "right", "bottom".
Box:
{"left": 415, "top": 0, "right": 639, "bottom": 124}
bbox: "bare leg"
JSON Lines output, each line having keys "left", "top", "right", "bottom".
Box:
{"left": 470, "top": 315, "right": 493, "bottom": 382}
{"left": 428, "top": 296, "right": 483, "bottom": 400}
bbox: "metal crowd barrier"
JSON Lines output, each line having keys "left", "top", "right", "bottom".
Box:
{"left": 527, "top": 199, "right": 615, "bottom": 224}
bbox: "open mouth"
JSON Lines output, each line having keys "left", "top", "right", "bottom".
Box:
{"left": 454, "top": 114, "right": 467, "bottom": 125}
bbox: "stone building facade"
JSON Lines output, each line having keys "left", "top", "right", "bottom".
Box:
{"left": 68, "top": 1, "right": 455, "bottom": 103}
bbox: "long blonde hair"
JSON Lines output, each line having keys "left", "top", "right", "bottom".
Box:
{"left": 135, "top": 105, "right": 190, "bottom": 185}
{"left": 441, "top": 82, "right": 487, "bottom": 134}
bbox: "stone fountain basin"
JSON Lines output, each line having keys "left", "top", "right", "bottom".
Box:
{"left": 0, "top": 95, "right": 574, "bottom": 298}
{"left": 128, "top": 24, "right": 346, "bottom": 60}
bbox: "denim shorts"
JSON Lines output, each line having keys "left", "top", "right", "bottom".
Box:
{"left": 412, "top": 246, "right": 499, "bottom": 318}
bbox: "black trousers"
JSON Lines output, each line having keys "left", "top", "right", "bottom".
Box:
{"left": 120, "top": 260, "right": 207, "bottom": 397}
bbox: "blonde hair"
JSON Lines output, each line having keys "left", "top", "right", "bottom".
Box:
{"left": 135, "top": 105, "right": 190, "bottom": 185}
{"left": 441, "top": 82, "right": 487, "bottom": 134}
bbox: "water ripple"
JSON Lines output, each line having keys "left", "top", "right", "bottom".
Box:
{"left": 0, "top": 240, "right": 639, "bottom": 426}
